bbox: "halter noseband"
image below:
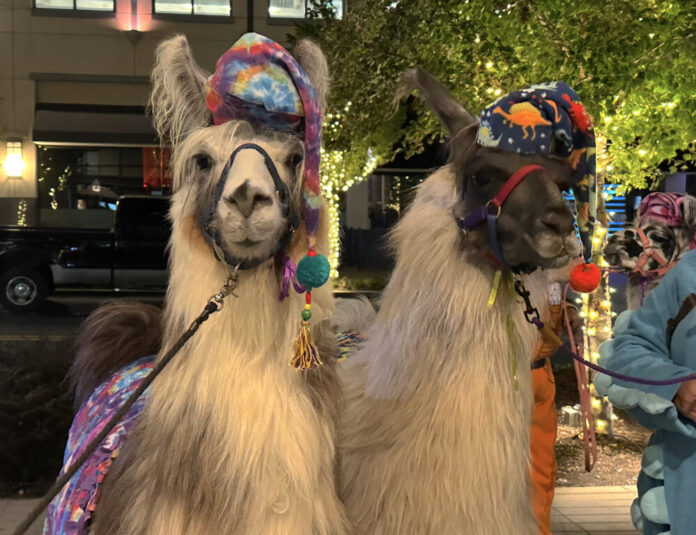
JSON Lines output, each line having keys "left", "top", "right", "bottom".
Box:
{"left": 198, "top": 143, "right": 300, "bottom": 270}
{"left": 457, "top": 164, "right": 546, "bottom": 273}
{"left": 632, "top": 226, "right": 675, "bottom": 278}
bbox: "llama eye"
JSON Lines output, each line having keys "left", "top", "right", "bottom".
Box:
{"left": 556, "top": 180, "right": 571, "bottom": 193}
{"left": 471, "top": 172, "right": 490, "bottom": 186}
{"left": 286, "top": 152, "right": 303, "bottom": 171}
{"left": 195, "top": 154, "right": 211, "bottom": 170}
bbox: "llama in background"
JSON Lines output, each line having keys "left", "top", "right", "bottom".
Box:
{"left": 604, "top": 192, "right": 696, "bottom": 308}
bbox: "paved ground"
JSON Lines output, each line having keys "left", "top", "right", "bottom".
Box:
{"left": 0, "top": 497, "right": 43, "bottom": 535}
{"left": 0, "top": 486, "right": 639, "bottom": 534}
{"left": 552, "top": 486, "right": 639, "bottom": 534}
{"left": 0, "top": 291, "right": 162, "bottom": 341}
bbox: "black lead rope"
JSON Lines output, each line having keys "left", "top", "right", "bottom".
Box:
{"left": 12, "top": 274, "right": 240, "bottom": 535}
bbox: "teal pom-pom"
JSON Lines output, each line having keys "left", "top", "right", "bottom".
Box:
{"left": 296, "top": 253, "right": 330, "bottom": 289}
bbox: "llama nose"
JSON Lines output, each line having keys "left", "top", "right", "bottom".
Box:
{"left": 226, "top": 180, "right": 272, "bottom": 218}
{"left": 541, "top": 207, "right": 574, "bottom": 235}
{"left": 229, "top": 180, "right": 253, "bottom": 217}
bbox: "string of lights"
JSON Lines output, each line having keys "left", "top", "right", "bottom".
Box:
{"left": 580, "top": 133, "right": 617, "bottom": 436}
{"left": 320, "top": 105, "right": 379, "bottom": 277}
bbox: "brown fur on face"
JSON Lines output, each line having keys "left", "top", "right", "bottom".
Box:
{"left": 457, "top": 148, "right": 579, "bottom": 270}
{"left": 400, "top": 68, "right": 580, "bottom": 271}
{"left": 69, "top": 301, "right": 162, "bottom": 410}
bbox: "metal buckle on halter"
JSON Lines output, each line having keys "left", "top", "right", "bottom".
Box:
{"left": 485, "top": 200, "right": 502, "bottom": 219}
{"left": 207, "top": 265, "right": 240, "bottom": 310}
{"left": 514, "top": 277, "right": 542, "bottom": 326}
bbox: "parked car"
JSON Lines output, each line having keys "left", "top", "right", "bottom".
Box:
{"left": 0, "top": 196, "right": 170, "bottom": 312}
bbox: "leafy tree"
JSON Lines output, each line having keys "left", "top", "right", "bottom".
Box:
{"left": 297, "top": 0, "right": 696, "bottom": 190}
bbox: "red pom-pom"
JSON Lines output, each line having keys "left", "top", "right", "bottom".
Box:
{"left": 569, "top": 263, "right": 601, "bottom": 293}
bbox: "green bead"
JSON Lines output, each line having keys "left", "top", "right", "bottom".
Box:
{"left": 301, "top": 309, "right": 312, "bottom": 321}
{"left": 296, "top": 253, "right": 331, "bottom": 289}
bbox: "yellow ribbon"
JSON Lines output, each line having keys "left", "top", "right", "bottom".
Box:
{"left": 487, "top": 269, "right": 503, "bottom": 308}
{"left": 505, "top": 314, "right": 519, "bottom": 391}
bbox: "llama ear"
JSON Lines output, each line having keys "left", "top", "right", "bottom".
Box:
{"left": 149, "top": 35, "right": 212, "bottom": 147}
{"left": 396, "top": 68, "right": 478, "bottom": 136}
{"left": 295, "top": 39, "right": 330, "bottom": 112}
{"left": 680, "top": 194, "right": 696, "bottom": 231}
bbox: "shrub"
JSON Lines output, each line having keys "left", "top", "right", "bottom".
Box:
{"left": 0, "top": 338, "right": 74, "bottom": 497}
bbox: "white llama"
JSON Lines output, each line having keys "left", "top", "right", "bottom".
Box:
{"left": 46, "top": 34, "right": 349, "bottom": 535}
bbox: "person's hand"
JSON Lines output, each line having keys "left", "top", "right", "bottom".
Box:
{"left": 674, "top": 379, "right": 696, "bottom": 421}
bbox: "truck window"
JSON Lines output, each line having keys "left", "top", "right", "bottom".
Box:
{"left": 115, "top": 198, "right": 170, "bottom": 242}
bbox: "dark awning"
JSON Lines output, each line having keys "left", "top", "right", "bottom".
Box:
{"left": 33, "top": 109, "right": 158, "bottom": 146}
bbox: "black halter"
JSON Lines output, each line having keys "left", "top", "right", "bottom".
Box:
{"left": 198, "top": 143, "right": 300, "bottom": 270}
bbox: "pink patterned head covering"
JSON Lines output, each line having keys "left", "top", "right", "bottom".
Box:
{"left": 639, "top": 192, "right": 686, "bottom": 226}
{"left": 638, "top": 192, "right": 696, "bottom": 249}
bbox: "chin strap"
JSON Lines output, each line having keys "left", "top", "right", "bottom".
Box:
{"left": 198, "top": 143, "right": 300, "bottom": 271}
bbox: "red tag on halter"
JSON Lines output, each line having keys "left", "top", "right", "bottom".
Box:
{"left": 489, "top": 164, "right": 546, "bottom": 211}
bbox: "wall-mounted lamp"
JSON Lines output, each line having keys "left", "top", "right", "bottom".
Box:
{"left": 3, "top": 141, "right": 25, "bottom": 178}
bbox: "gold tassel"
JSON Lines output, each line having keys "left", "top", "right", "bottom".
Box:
{"left": 291, "top": 321, "right": 323, "bottom": 370}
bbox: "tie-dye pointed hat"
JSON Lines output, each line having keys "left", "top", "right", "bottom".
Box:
{"left": 206, "top": 33, "right": 325, "bottom": 252}
{"left": 206, "top": 33, "right": 330, "bottom": 369}
{"left": 476, "top": 81, "right": 597, "bottom": 263}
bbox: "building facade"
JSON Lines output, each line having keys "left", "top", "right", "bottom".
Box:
{"left": 0, "top": 0, "right": 339, "bottom": 227}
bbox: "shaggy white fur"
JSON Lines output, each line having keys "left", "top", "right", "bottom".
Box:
{"left": 91, "top": 195, "right": 347, "bottom": 535}
{"left": 337, "top": 166, "right": 548, "bottom": 534}
{"left": 88, "top": 35, "right": 350, "bottom": 535}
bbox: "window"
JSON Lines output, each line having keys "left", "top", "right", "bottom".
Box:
{"left": 36, "top": 146, "right": 169, "bottom": 212}
{"left": 154, "top": 0, "right": 230, "bottom": 16}
{"left": 34, "top": 0, "right": 114, "bottom": 11}
{"left": 268, "top": 0, "right": 343, "bottom": 19}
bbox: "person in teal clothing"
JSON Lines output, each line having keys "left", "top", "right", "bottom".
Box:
{"left": 595, "top": 248, "right": 696, "bottom": 535}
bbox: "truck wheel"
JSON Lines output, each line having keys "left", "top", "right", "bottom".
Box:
{"left": 0, "top": 265, "right": 49, "bottom": 313}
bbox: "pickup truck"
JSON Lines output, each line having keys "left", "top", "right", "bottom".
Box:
{"left": 0, "top": 196, "right": 170, "bottom": 312}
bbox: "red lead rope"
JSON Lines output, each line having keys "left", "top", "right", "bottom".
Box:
{"left": 562, "top": 283, "right": 598, "bottom": 472}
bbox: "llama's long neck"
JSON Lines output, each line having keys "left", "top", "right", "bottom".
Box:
{"left": 122, "top": 191, "right": 340, "bottom": 533}
{"left": 339, "top": 165, "right": 545, "bottom": 534}
{"left": 362, "top": 167, "right": 544, "bottom": 398}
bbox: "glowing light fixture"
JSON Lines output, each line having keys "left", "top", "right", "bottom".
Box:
{"left": 4, "top": 141, "right": 25, "bottom": 178}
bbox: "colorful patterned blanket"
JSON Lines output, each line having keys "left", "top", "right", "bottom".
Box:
{"left": 43, "top": 355, "right": 155, "bottom": 535}
{"left": 43, "top": 332, "right": 367, "bottom": 535}
{"left": 335, "top": 330, "right": 367, "bottom": 362}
